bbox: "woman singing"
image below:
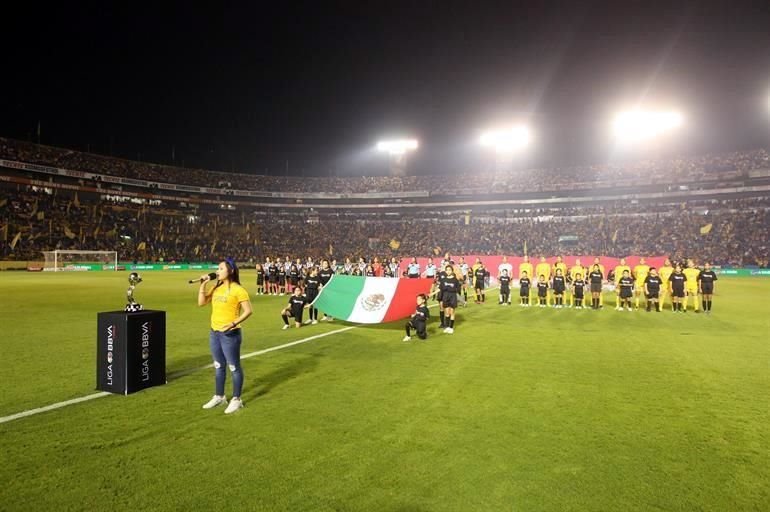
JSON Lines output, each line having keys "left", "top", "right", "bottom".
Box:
{"left": 197, "top": 258, "right": 253, "bottom": 414}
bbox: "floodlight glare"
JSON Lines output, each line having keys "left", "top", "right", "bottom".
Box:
{"left": 479, "top": 126, "right": 531, "bottom": 153}
{"left": 376, "top": 139, "right": 419, "bottom": 155}
{"left": 612, "top": 110, "right": 683, "bottom": 141}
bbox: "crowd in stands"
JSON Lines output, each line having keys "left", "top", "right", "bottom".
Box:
{"left": 2, "top": 137, "right": 769, "bottom": 195}
{"left": 2, "top": 186, "right": 768, "bottom": 267}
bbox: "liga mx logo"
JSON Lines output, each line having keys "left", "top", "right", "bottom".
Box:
{"left": 361, "top": 293, "right": 387, "bottom": 312}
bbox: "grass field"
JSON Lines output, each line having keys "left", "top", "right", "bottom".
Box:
{"left": 1, "top": 270, "right": 768, "bottom": 511}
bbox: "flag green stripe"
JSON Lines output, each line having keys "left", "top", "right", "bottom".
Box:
{"left": 314, "top": 275, "right": 367, "bottom": 320}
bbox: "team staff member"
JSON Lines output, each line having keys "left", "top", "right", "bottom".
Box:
{"left": 198, "top": 258, "right": 253, "bottom": 414}
{"left": 644, "top": 267, "right": 663, "bottom": 312}
{"left": 669, "top": 264, "right": 687, "bottom": 312}
{"left": 632, "top": 258, "right": 650, "bottom": 309}
{"left": 613, "top": 258, "right": 631, "bottom": 310}
{"left": 682, "top": 260, "right": 702, "bottom": 312}
{"left": 658, "top": 259, "right": 675, "bottom": 310}
{"left": 697, "top": 262, "right": 718, "bottom": 314}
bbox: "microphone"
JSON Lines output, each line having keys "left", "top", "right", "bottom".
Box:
{"left": 189, "top": 272, "right": 217, "bottom": 284}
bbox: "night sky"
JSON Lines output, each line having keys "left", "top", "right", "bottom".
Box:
{"left": 2, "top": 1, "right": 769, "bottom": 177}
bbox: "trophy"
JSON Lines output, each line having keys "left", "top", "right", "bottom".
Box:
{"left": 125, "top": 272, "right": 144, "bottom": 312}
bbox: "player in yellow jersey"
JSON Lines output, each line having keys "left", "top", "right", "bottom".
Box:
{"left": 612, "top": 258, "right": 631, "bottom": 310}
{"left": 535, "top": 256, "right": 552, "bottom": 305}
{"left": 592, "top": 257, "right": 606, "bottom": 307}
{"left": 568, "top": 258, "right": 587, "bottom": 307}
{"left": 632, "top": 257, "right": 650, "bottom": 309}
{"left": 682, "top": 259, "right": 701, "bottom": 312}
{"left": 518, "top": 256, "right": 534, "bottom": 304}
{"left": 658, "top": 258, "right": 675, "bottom": 311}
{"left": 552, "top": 255, "right": 567, "bottom": 282}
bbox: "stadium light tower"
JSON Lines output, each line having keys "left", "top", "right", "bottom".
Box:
{"left": 612, "top": 109, "right": 683, "bottom": 142}
{"left": 376, "top": 139, "right": 419, "bottom": 175}
{"left": 479, "top": 125, "right": 531, "bottom": 171}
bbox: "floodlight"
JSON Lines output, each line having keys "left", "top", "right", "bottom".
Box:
{"left": 612, "top": 110, "right": 683, "bottom": 141}
{"left": 479, "top": 126, "right": 531, "bottom": 153}
{"left": 376, "top": 139, "right": 419, "bottom": 155}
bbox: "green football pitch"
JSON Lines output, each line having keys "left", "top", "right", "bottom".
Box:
{"left": 1, "top": 271, "right": 768, "bottom": 511}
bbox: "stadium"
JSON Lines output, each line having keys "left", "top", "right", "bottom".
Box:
{"left": 2, "top": 4, "right": 770, "bottom": 512}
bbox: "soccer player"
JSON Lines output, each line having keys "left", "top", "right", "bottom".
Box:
{"left": 552, "top": 268, "right": 566, "bottom": 308}
{"left": 403, "top": 294, "right": 430, "bottom": 342}
{"left": 697, "top": 262, "right": 718, "bottom": 314}
{"left": 552, "top": 256, "right": 567, "bottom": 284}
{"left": 537, "top": 274, "right": 549, "bottom": 307}
{"left": 613, "top": 258, "right": 631, "bottom": 310}
{"left": 318, "top": 259, "right": 335, "bottom": 321}
{"left": 459, "top": 257, "right": 470, "bottom": 303}
{"left": 535, "top": 256, "right": 552, "bottom": 304}
{"left": 592, "top": 257, "right": 606, "bottom": 307}
{"left": 474, "top": 262, "right": 490, "bottom": 303}
{"left": 644, "top": 267, "right": 663, "bottom": 312}
{"left": 518, "top": 256, "right": 534, "bottom": 283}
{"left": 588, "top": 264, "right": 604, "bottom": 309}
{"left": 568, "top": 259, "right": 586, "bottom": 307}
{"left": 407, "top": 257, "right": 420, "bottom": 278}
{"left": 632, "top": 258, "right": 650, "bottom": 309}
{"left": 519, "top": 271, "right": 532, "bottom": 306}
{"left": 255, "top": 263, "right": 266, "bottom": 295}
{"left": 618, "top": 270, "right": 635, "bottom": 311}
{"left": 572, "top": 273, "right": 586, "bottom": 309}
{"left": 441, "top": 265, "right": 461, "bottom": 334}
{"left": 266, "top": 258, "right": 278, "bottom": 295}
{"left": 276, "top": 258, "right": 287, "bottom": 296}
{"left": 499, "top": 269, "right": 512, "bottom": 305}
{"left": 498, "top": 256, "right": 513, "bottom": 280}
{"left": 281, "top": 286, "right": 308, "bottom": 329}
{"left": 668, "top": 264, "right": 687, "bottom": 312}
{"left": 303, "top": 268, "right": 321, "bottom": 324}
{"left": 683, "top": 259, "right": 702, "bottom": 312}
{"left": 658, "top": 259, "right": 675, "bottom": 310}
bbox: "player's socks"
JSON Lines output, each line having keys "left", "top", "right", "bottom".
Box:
{"left": 655, "top": 303, "right": 660, "bottom": 312}
{"left": 439, "top": 311, "right": 445, "bottom": 327}
{"left": 702, "top": 300, "right": 707, "bottom": 311}
{"left": 449, "top": 319, "right": 455, "bottom": 328}
{"left": 707, "top": 300, "right": 712, "bottom": 311}
{"left": 646, "top": 302, "right": 651, "bottom": 312}
{"left": 282, "top": 315, "right": 289, "bottom": 325}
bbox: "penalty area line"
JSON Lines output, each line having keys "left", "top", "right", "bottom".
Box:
{"left": 0, "top": 325, "right": 360, "bottom": 425}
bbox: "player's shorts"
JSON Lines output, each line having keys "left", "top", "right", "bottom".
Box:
{"left": 278, "top": 276, "right": 286, "bottom": 286}
{"left": 620, "top": 290, "right": 633, "bottom": 299}
{"left": 701, "top": 284, "right": 714, "bottom": 295}
{"left": 291, "top": 309, "right": 304, "bottom": 323}
{"left": 686, "top": 286, "right": 699, "bottom": 295}
{"left": 268, "top": 274, "right": 277, "bottom": 283}
{"left": 520, "top": 287, "right": 530, "bottom": 297}
{"left": 537, "top": 289, "right": 548, "bottom": 298}
{"left": 436, "top": 290, "right": 443, "bottom": 302}
{"left": 672, "top": 288, "right": 685, "bottom": 298}
{"left": 305, "top": 291, "right": 318, "bottom": 303}
{"left": 290, "top": 277, "right": 299, "bottom": 286}
{"left": 635, "top": 281, "right": 646, "bottom": 291}
{"left": 646, "top": 291, "right": 659, "bottom": 299}
{"left": 590, "top": 283, "right": 602, "bottom": 293}
{"left": 474, "top": 280, "right": 485, "bottom": 290}
{"left": 553, "top": 286, "right": 565, "bottom": 294}
{"left": 573, "top": 289, "right": 584, "bottom": 299}
{"left": 442, "top": 294, "right": 458, "bottom": 309}
{"left": 408, "top": 274, "right": 419, "bottom": 279}
{"left": 256, "top": 277, "right": 264, "bottom": 285}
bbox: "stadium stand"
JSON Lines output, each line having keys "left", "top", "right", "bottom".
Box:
{"left": 1, "top": 137, "right": 769, "bottom": 267}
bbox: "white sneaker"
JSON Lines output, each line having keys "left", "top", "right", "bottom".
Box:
{"left": 446, "top": 327, "right": 454, "bottom": 334}
{"left": 326, "top": 317, "right": 334, "bottom": 322}
{"left": 282, "top": 324, "right": 289, "bottom": 330}
{"left": 311, "top": 320, "right": 318, "bottom": 325}
{"left": 443, "top": 327, "right": 450, "bottom": 333}
{"left": 202, "top": 395, "right": 227, "bottom": 409}
{"left": 224, "top": 397, "right": 243, "bottom": 414}
{"left": 402, "top": 336, "right": 411, "bottom": 342}
{"left": 303, "top": 319, "right": 312, "bottom": 325}
{"left": 321, "top": 316, "right": 328, "bottom": 321}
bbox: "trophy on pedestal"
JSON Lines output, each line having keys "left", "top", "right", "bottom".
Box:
{"left": 125, "top": 272, "right": 144, "bottom": 312}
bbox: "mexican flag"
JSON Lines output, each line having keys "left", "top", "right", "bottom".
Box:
{"left": 313, "top": 275, "right": 433, "bottom": 324}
